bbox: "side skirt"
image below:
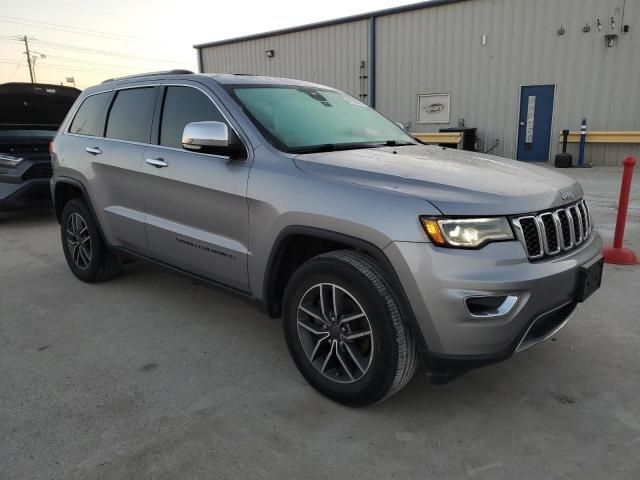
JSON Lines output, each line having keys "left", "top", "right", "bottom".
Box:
{"left": 112, "top": 246, "right": 266, "bottom": 313}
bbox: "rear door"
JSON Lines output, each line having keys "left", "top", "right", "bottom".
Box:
{"left": 96, "top": 85, "right": 159, "bottom": 252}
{"left": 141, "top": 83, "right": 251, "bottom": 291}
{"left": 63, "top": 88, "right": 155, "bottom": 252}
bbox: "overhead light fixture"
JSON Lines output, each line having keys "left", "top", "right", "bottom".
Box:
{"left": 265, "top": 49, "right": 275, "bottom": 58}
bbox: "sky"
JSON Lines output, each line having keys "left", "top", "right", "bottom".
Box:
{"left": 0, "top": 0, "right": 414, "bottom": 89}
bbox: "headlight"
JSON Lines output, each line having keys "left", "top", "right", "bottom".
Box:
{"left": 0, "top": 154, "right": 23, "bottom": 168}
{"left": 420, "top": 217, "right": 514, "bottom": 248}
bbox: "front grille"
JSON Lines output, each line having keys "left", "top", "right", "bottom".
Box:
{"left": 577, "top": 202, "right": 588, "bottom": 237}
{"left": 512, "top": 200, "right": 592, "bottom": 260}
{"left": 22, "top": 162, "right": 53, "bottom": 180}
{"left": 516, "top": 302, "right": 577, "bottom": 352}
{"left": 519, "top": 217, "right": 542, "bottom": 257}
{"left": 557, "top": 210, "right": 571, "bottom": 246}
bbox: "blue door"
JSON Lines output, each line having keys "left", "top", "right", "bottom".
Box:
{"left": 516, "top": 85, "right": 555, "bottom": 161}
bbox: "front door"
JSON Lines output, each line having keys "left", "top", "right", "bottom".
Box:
{"left": 516, "top": 85, "right": 555, "bottom": 162}
{"left": 142, "top": 84, "right": 251, "bottom": 292}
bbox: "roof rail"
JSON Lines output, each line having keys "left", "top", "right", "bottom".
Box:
{"left": 102, "top": 69, "right": 194, "bottom": 84}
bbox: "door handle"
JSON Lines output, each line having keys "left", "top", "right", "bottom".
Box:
{"left": 85, "top": 146, "right": 102, "bottom": 155}
{"left": 146, "top": 157, "right": 168, "bottom": 168}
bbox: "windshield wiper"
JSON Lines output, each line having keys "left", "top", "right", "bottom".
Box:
{"left": 382, "top": 140, "right": 416, "bottom": 147}
{"left": 290, "top": 140, "right": 416, "bottom": 154}
{"left": 291, "top": 143, "right": 383, "bottom": 154}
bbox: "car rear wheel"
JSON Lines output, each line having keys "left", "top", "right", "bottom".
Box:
{"left": 60, "top": 198, "right": 121, "bottom": 283}
{"left": 283, "top": 250, "right": 417, "bottom": 406}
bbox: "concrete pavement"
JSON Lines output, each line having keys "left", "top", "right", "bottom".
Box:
{"left": 1, "top": 166, "right": 638, "bottom": 479}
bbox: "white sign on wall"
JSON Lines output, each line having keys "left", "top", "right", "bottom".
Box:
{"left": 525, "top": 95, "right": 536, "bottom": 143}
{"left": 417, "top": 93, "right": 451, "bottom": 124}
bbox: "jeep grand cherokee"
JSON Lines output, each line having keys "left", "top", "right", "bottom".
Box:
{"left": 50, "top": 71, "right": 603, "bottom": 406}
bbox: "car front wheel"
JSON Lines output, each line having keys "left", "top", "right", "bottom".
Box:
{"left": 283, "top": 250, "right": 417, "bottom": 406}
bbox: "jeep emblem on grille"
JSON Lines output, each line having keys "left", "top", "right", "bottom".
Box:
{"left": 559, "top": 190, "right": 575, "bottom": 201}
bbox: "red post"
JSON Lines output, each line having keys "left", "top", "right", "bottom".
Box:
{"left": 603, "top": 156, "right": 637, "bottom": 265}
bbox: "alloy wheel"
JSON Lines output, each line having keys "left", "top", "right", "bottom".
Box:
{"left": 65, "top": 212, "right": 92, "bottom": 270}
{"left": 296, "top": 283, "right": 374, "bottom": 384}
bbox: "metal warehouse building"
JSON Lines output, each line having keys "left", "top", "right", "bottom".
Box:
{"left": 195, "top": 0, "right": 640, "bottom": 166}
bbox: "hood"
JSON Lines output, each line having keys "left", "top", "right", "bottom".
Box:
{"left": 0, "top": 82, "right": 80, "bottom": 129}
{"left": 294, "top": 145, "right": 583, "bottom": 216}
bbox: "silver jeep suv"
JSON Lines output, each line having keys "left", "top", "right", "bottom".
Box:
{"left": 51, "top": 71, "right": 603, "bottom": 406}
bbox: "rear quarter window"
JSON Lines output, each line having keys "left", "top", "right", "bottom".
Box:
{"left": 105, "top": 87, "right": 157, "bottom": 143}
{"left": 68, "top": 92, "right": 111, "bottom": 136}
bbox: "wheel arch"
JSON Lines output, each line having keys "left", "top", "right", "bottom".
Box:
{"left": 54, "top": 177, "right": 89, "bottom": 221}
{"left": 53, "top": 177, "right": 110, "bottom": 249}
{"left": 263, "top": 226, "right": 428, "bottom": 351}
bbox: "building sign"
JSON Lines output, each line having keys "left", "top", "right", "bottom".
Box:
{"left": 525, "top": 95, "right": 536, "bottom": 143}
{"left": 417, "top": 93, "right": 451, "bottom": 124}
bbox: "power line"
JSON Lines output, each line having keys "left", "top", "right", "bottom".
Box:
{"left": 9, "top": 57, "right": 25, "bottom": 81}
{"left": 42, "top": 54, "right": 150, "bottom": 70}
{"left": 38, "top": 61, "right": 132, "bottom": 74}
{"left": 28, "top": 39, "right": 188, "bottom": 64}
{"left": 0, "top": 15, "right": 156, "bottom": 43}
{"left": 36, "top": 63, "right": 133, "bottom": 76}
{"left": 1, "top": 36, "right": 190, "bottom": 65}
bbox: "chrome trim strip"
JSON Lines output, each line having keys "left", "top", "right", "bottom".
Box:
{"left": 515, "top": 301, "right": 577, "bottom": 353}
{"left": 63, "top": 82, "right": 250, "bottom": 161}
{"left": 582, "top": 200, "right": 592, "bottom": 233}
{"left": 535, "top": 215, "right": 549, "bottom": 255}
{"left": 565, "top": 207, "right": 577, "bottom": 246}
{"left": 578, "top": 201, "right": 589, "bottom": 236}
{"left": 552, "top": 210, "right": 571, "bottom": 250}
{"left": 512, "top": 216, "right": 544, "bottom": 259}
{"left": 571, "top": 205, "right": 584, "bottom": 245}
{"left": 537, "top": 213, "right": 561, "bottom": 255}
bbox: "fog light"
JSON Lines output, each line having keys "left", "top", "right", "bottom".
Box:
{"left": 465, "top": 295, "right": 519, "bottom": 318}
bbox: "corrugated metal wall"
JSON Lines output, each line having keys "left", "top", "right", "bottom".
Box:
{"left": 200, "top": 20, "right": 370, "bottom": 102}
{"left": 198, "top": 0, "right": 640, "bottom": 165}
{"left": 376, "top": 0, "right": 640, "bottom": 165}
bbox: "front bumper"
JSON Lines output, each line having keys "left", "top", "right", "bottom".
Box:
{"left": 0, "top": 159, "right": 53, "bottom": 211}
{"left": 384, "top": 232, "right": 603, "bottom": 373}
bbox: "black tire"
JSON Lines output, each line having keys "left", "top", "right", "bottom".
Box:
{"left": 283, "top": 250, "right": 417, "bottom": 407}
{"left": 60, "top": 198, "right": 122, "bottom": 283}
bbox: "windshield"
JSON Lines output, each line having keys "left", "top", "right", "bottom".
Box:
{"left": 228, "top": 86, "right": 415, "bottom": 153}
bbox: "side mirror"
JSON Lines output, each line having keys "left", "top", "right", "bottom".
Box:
{"left": 182, "top": 121, "right": 244, "bottom": 159}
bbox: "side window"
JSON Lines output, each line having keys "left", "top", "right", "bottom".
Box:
{"left": 105, "top": 87, "right": 157, "bottom": 143}
{"left": 68, "top": 92, "right": 110, "bottom": 136}
{"left": 159, "top": 86, "right": 226, "bottom": 149}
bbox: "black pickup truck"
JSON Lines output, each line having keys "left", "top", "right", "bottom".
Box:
{"left": 0, "top": 82, "right": 80, "bottom": 210}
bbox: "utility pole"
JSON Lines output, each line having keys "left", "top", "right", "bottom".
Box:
{"left": 21, "top": 35, "right": 35, "bottom": 83}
